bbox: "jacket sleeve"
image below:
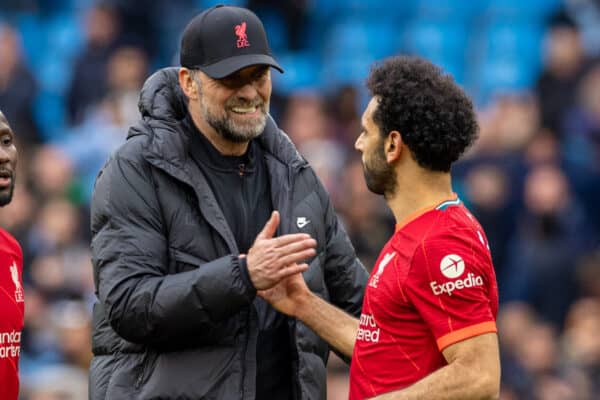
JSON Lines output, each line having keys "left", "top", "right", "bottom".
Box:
{"left": 91, "top": 154, "right": 256, "bottom": 345}
{"left": 316, "top": 178, "right": 369, "bottom": 318}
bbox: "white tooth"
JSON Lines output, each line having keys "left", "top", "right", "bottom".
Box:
{"left": 232, "top": 106, "right": 257, "bottom": 113}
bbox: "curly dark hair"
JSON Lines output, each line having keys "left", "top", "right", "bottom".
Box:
{"left": 366, "top": 56, "right": 478, "bottom": 172}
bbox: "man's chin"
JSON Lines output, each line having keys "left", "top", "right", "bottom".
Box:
{"left": 365, "top": 181, "right": 385, "bottom": 196}
{"left": 0, "top": 182, "right": 15, "bottom": 207}
{"left": 228, "top": 120, "right": 267, "bottom": 141}
{"left": 0, "top": 193, "right": 13, "bottom": 207}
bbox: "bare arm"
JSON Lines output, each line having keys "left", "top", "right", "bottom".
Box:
{"left": 259, "top": 273, "right": 358, "bottom": 357}
{"left": 372, "top": 333, "right": 500, "bottom": 400}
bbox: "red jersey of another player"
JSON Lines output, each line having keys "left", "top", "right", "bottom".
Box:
{"left": 0, "top": 227, "right": 24, "bottom": 400}
{"left": 349, "top": 197, "right": 498, "bottom": 400}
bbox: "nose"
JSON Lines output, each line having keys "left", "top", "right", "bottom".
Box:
{"left": 0, "top": 146, "right": 11, "bottom": 164}
{"left": 235, "top": 82, "right": 259, "bottom": 101}
{"left": 354, "top": 134, "right": 363, "bottom": 152}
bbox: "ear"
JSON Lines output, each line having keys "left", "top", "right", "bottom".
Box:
{"left": 385, "top": 130, "right": 402, "bottom": 163}
{"left": 179, "top": 68, "right": 200, "bottom": 100}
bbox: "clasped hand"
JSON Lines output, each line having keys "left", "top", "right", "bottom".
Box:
{"left": 246, "top": 211, "right": 316, "bottom": 290}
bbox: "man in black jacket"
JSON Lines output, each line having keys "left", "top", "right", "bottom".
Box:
{"left": 89, "top": 5, "right": 368, "bottom": 400}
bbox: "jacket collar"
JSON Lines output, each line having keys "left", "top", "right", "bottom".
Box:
{"left": 129, "top": 68, "right": 308, "bottom": 250}
{"left": 130, "top": 67, "right": 307, "bottom": 174}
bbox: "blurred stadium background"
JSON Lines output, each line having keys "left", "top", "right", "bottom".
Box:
{"left": 1, "top": 0, "right": 600, "bottom": 399}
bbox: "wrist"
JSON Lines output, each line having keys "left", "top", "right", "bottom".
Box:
{"left": 237, "top": 256, "right": 256, "bottom": 293}
{"left": 295, "top": 291, "right": 318, "bottom": 320}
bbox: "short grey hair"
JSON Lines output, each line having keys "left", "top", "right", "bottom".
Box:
{"left": 190, "top": 69, "right": 202, "bottom": 88}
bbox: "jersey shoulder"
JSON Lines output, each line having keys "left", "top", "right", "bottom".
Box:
{"left": 403, "top": 204, "right": 492, "bottom": 278}
{"left": 425, "top": 204, "right": 488, "bottom": 245}
{"left": 390, "top": 203, "right": 486, "bottom": 250}
{"left": 0, "top": 228, "right": 23, "bottom": 263}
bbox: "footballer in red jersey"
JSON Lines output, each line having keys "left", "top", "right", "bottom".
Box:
{"left": 0, "top": 111, "right": 23, "bottom": 400}
{"left": 349, "top": 198, "right": 498, "bottom": 399}
{"left": 260, "top": 56, "right": 500, "bottom": 400}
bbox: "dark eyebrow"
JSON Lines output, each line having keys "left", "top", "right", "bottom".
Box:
{"left": 0, "top": 126, "right": 10, "bottom": 135}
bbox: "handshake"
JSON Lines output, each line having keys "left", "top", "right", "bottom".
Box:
{"left": 243, "top": 210, "right": 315, "bottom": 316}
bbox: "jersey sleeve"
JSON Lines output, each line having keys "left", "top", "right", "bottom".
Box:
{"left": 404, "top": 232, "right": 497, "bottom": 351}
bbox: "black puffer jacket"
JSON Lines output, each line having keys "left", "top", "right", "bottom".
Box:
{"left": 89, "top": 68, "right": 368, "bottom": 400}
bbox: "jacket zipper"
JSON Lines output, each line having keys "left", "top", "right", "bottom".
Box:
{"left": 286, "top": 165, "right": 303, "bottom": 400}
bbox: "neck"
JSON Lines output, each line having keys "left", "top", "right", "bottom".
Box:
{"left": 385, "top": 164, "right": 454, "bottom": 226}
{"left": 189, "top": 107, "right": 249, "bottom": 156}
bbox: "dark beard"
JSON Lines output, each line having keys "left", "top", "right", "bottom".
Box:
{"left": 363, "top": 143, "right": 397, "bottom": 197}
{"left": 0, "top": 177, "right": 15, "bottom": 207}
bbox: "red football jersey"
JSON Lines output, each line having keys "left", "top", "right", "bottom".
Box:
{"left": 349, "top": 198, "right": 498, "bottom": 399}
{"left": 0, "top": 228, "right": 24, "bottom": 400}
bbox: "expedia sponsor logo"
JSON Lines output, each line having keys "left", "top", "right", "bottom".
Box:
{"left": 431, "top": 254, "right": 483, "bottom": 296}
{"left": 356, "top": 313, "right": 380, "bottom": 343}
{"left": 430, "top": 273, "right": 484, "bottom": 296}
{"left": 0, "top": 330, "right": 21, "bottom": 359}
{"left": 440, "top": 254, "right": 465, "bottom": 279}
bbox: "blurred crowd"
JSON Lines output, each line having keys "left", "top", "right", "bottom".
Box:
{"left": 1, "top": 0, "right": 600, "bottom": 399}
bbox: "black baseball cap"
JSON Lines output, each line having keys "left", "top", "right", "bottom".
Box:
{"left": 180, "top": 5, "right": 283, "bottom": 79}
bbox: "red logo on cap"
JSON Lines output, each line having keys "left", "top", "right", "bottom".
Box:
{"left": 235, "top": 22, "right": 250, "bottom": 48}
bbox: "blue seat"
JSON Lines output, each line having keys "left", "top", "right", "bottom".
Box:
{"left": 37, "top": 53, "right": 73, "bottom": 94}
{"left": 341, "top": 0, "right": 414, "bottom": 18}
{"left": 415, "top": 0, "right": 484, "bottom": 21}
{"left": 483, "top": 0, "right": 562, "bottom": 21}
{"left": 472, "top": 58, "right": 538, "bottom": 105}
{"left": 44, "top": 13, "right": 83, "bottom": 60}
{"left": 34, "top": 91, "right": 67, "bottom": 141}
{"left": 321, "top": 53, "right": 375, "bottom": 87}
{"left": 197, "top": 0, "right": 248, "bottom": 9}
{"left": 303, "top": 16, "right": 327, "bottom": 54}
{"left": 404, "top": 21, "right": 468, "bottom": 64}
{"left": 15, "top": 13, "right": 45, "bottom": 68}
{"left": 155, "top": 2, "right": 197, "bottom": 66}
{"left": 37, "top": 0, "right": 80, "bottom": 14}
{"left": 324, "top": 19, "right": 398, "bottom": 60}
{"left": 478, "top": 23, "right": 543, "bottom": 65}
{"left": 254, "top": 9, "right": 288, "bottom": 54}
{"left": 272, "top": 51, "right": 322, "bottom": 95}
{"left": 310, "top": 0, "right": 414, "bottom": 20}
{"left": 426, "top": 55, "right": 465, "bottom": 86}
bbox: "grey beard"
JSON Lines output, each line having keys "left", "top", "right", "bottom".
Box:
{"left": 205, "top": 110, "right": 266, "bottom": 143}
{"left": 201, "top": 102, "right": 267, "bottom": 143}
